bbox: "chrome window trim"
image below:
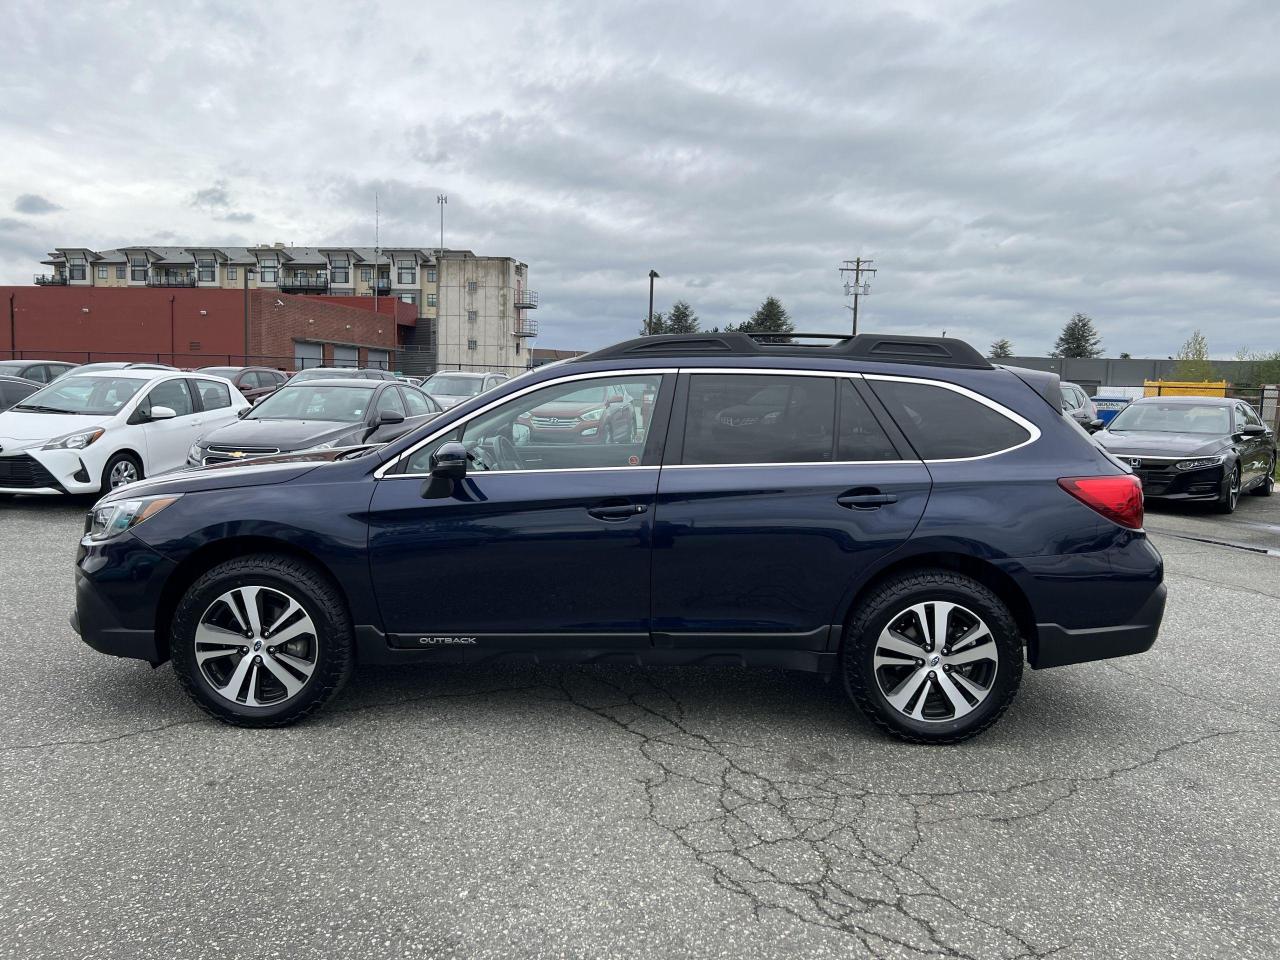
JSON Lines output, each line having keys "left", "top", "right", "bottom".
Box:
{"left": 375, "top": 367, "right": 676, "bottom": 479}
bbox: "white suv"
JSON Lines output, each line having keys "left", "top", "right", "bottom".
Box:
{"left": 0, "top": 369, "right": 248, "bottom": 495}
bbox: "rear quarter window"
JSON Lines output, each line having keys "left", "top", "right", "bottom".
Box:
{"left": 868, "top": 378, "right": 1031, "bottom": 460}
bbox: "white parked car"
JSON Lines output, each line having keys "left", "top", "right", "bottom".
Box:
{"left": 421, "top": 371, "right": 510, "bottom": 410}
{"left": 0, "top": 369, "right": 248, "bottom": 495}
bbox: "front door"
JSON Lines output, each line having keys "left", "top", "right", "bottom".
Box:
{"left": 367, "top": 371, "right": 672, "bottom": 653}
{"left": 651, "top": 372, "right": 931, "bottom": 649}
{"left": 137, "top": 378, "right": 201, "bottom": 473}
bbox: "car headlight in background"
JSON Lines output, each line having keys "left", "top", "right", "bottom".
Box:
{"left": 43, "top": 427, "right": 105, "bottom": 450}
{"left": 86, "top": 495, "right": 182, "bottom": 542}
{"left": 579, "top": 408, "right": 604, "bottom": 422}
{"left": 1175, "top": 455, "right": 1226, "bottom": 471}
{"left": 187, "top": 442, "right": 202, "bottom": 464}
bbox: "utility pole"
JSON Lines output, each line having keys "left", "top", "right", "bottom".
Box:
{"left": 839, "top": 258, "right": 876, "bottom": 334}
{"left": 373, "top": 192, "right": 380, "bottom": 319}
{"left": 437, "top": 194, "right": 447, "bottom": 256}
{"left": 647, "top": 269, "right": 659, "bottom": 335}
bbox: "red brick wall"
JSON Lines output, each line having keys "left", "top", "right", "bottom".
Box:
{"left": 1, "top": 287, "right": 404, "bottom": 369}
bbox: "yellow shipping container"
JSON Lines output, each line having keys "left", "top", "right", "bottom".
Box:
{"left": 1143, "top": 380, "right": 1228, "bottom": 398}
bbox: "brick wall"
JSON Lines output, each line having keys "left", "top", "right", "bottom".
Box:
{"left": 249, "top": 291, "right": 399, "bottom": 367}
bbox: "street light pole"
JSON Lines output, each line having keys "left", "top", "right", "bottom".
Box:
{"left": 242, "top": 267, "right": 256, "bottom": 363}
{"left": 647, "top": 269, "right": 659, "bottom": 335}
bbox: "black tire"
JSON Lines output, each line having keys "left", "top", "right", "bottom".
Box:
{"left": 1214, "top": 464, "right": 1241, "bottom": 513}
{"left": 1250, "top": 457, "right": 1274, "bottom": 497}
{"left": 841, "top": 569, "right": 1023, "bottom": 744}
{"left": 101, "top": 451, "right": 143, "bottom": 492}
{"left": 170, "top": 554, "right": 354, "bottom": 727}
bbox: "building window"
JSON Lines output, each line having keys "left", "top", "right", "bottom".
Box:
{"left": 197, "top": 258, "right": 215, "bottom": 283}
{"left": 258, "top": 255, "right": 277, "bottom": 283}
{"left": 332, "top": 268, "right": 349, "bottom": 284}
{"left": 130, "top": 257, "right": 147, "bottom": 282}
{"left": 97, "top": 266, "right": 108, "bottom": 279}
{"left": 360, "top": 267, "right": 372, "bottom": 282}
{"left": 467, "top": 281, "right": 478, "bottom": 294}
{"left": 68, "top": 256, "right": 86, "bottom": 281}
{"left": 516, "top": 264, "right": 525, "bottom": 277}
{"left": 396, "top": 259, "right": 415, "bottom": 284}
{"left": 426, "top": 293, "right": 437, "bottom": 307}
{"left": 426, "top": 267, "right": 437, "bottom": 283}
{"left": 115, "top": 265, "right": 126, "bottom": 280}
{"left": 400, "top": 294, "right": 416, "bottom": 305}
{"left": 467, "top": 338, "right": 478, "bottom": 351}
{"left": 467, "top": 310, "right": 477, "bottom": 323}
{"left": 228, "top": 266, "right": 238, "bottom": 281}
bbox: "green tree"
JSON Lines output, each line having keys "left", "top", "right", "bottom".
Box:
{"left": 665, "top": 300, "right": 700, "bottom": 334}
{"left": 730, "top": 296, "right": 794, "bottom": 342}
{"left": 988, "top": 338, "right": 1014, "bottom": 359}
{"left": 1050, "top": 313, "right": 1103, "bottom": 358}
{"left": 640, "top": 310, "right": 666, "bottom": 336}
{"left": 1119, "top": 352, "right": 1132, "bottom": 359}
{"left": 1174, "top": 329, "right": 1215, "bottom": 381}
{"left": 1233, "top": 347, "right": 1280, "bottom": 387}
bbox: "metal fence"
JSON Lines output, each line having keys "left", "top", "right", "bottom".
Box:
{"left": 0, "top": 349, "right": 392, "bottom": 372}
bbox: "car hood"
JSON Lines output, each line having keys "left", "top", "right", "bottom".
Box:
{"left": 198, "top": 418, "right": 361, "bottom": 450}
{"left": 0, "top": 410, "right": 115, "bottom": 450}
{"left": 113, "top": 447, "right": 379, "bottom": 499}
{"left": 523, "top": 400, "right": 602, "bottom": 418}
{"left": 432, "top": 394, "right": 476, "bottom": 409}
{"left": 1094, "top": 430, "right": 1228, "bottom": 458}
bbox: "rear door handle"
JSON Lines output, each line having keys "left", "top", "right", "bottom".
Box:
{"left": 587, "top": 501, "right": 648, "bottom": 521}
{"left": 837, "top": 491, "right": 898, "bottom": 509}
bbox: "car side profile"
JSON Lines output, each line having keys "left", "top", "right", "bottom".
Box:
{"left": 422, "top": 371, "right": 510, "bottom": 410}
{"left": 0, "top": 359, "right": 78, "bottom": 383}
{"left": 1093, "top": 395, "right": 1275, "bottom": 511}
{"left": 0, "top": 369, "right": 248, "bottom": 494}
{"left": 195, "top": 366, "right": 289, "bottom": 404}
{"left": 72, "top": 332, "right": 1165, "bottom": 743}
{"left": 0, "top": 374, "right": 40, "bottom": 412}
{"left": 1059, "top": 381, "right": 1102, "bottom": 432}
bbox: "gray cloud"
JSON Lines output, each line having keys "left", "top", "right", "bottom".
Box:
{"left": 13, "top": 194, "right": 61, "bottom": 215}
{"left": 0, "top": 0, "right": 1277, "bottom": 356}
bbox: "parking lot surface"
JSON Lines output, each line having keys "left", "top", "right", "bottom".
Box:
{"left": 1, "top": 495, "right": 1277, "bottom": 960}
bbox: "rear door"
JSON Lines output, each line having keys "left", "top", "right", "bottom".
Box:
{"left": 651, "top": 372, "right": 931, "bottom": 650}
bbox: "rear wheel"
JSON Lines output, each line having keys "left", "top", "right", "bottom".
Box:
{"left": 101, "top": 452, "right": 143, "bottom": 491}
{"left": 170, "top": 555, "right": 354, "bottom": 727}
{"left": 1215, "top": 464, "right": 1241, "bottom": 513}
{"left": 842, "top": 570, "right": 1023, "bottom": 744}
{"left": 1250, "top": 457, "right": 1274, "bottom": 497}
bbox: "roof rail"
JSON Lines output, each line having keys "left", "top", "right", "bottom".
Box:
{"left": 573, "top": 330, "right": 992, "bottom": 370}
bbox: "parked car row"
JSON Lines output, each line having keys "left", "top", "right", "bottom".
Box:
{"left": 0, "top": 364, "right": 514, "bottom": 494}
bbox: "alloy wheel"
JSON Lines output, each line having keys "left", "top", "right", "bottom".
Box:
{"left": 873, "top": 601, "right": 1000, "bottom": 722}
{"left": 195, "top": 586, "right": 318, "bottom": 707}
{"left": 109, "top": 460, "right": 139, "bottom": 487}
{"left": 1229, "top": 467, "right": 1241, "bottom": 509}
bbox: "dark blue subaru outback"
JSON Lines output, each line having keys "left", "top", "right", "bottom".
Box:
{"left": 72, "top": 332, "right": 1165, "bottom": 743}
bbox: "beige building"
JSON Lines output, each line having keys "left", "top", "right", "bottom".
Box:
{"left": 36, "top": 243, "right": 538, "bottom": 375}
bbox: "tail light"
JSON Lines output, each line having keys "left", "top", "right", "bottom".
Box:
{"left": 1057, "top": 475, "right": 1144, "bottom": 529}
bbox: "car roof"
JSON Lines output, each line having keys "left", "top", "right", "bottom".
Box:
{"left": 280, "top": 377, "right": 379, "bottom": 388}
{"left": 0, "top": 358, "right": 72, "bottom": 365}
{"left": 428, "top": 371, "right": 492, "bottom": 379}
{"left": 1130, "top": 395, "right": 1233, "bottom": 406}
{"left": 69, "top": 368, "right": 202, "bottom": 382}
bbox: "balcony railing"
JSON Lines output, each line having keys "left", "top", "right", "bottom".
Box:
{"left": 370, "top": 278, "right": 393, "bottom": 293}
{"left": 514, "top": 289, "right": 539, "bottom": 309}
{"left": 279, "top": 275, "right": 331, "bottom": 292}
{"left": 33, "top": 274, "right": 69, "bottom": 286}
{"left": 514, "top": 317, "right": 540, "bottom": 338}
{"left": 146, "top": 275, "right": 197, "bottom": 287}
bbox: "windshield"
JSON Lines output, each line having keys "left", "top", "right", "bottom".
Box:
{"left": 198, "top": 367, "right": 240, "bottom": 378}
{"left": 13, "top": 376, "right": 144, "bottom": 415}
{"left": 248, "top": 384, "right": 374, "bottom": 422}
{"left": 1107, "top": 402, "right": 1230, "bottom": 435}
{"left": 292, "top": 368, "right": 361, "bottom": 382}
{"left": 425, "top": 375, "right": 484, "bottom": 397}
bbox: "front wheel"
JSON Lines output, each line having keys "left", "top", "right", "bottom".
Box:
{"left": 842, "top": 570, "right": 1023, "bottom": 744}
{"left": 1214, "top": 464, "right": 1241, "bottom": 513}
{"left": 170, "top": 555, "right": 354, "bottom": 727}
{"left": 101, "top": 451, "right": 143, "bottom": 492}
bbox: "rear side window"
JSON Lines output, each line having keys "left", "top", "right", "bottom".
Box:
{"left": 838, "top": 381, "right": 898, "bottom": 461}
{"left": 194, "top": 378, "right": 232, "bottom": 410}
{"left": 868, "top": 378, "right": 1031, "bottom": 460}
{"left": 683, "top": 374, "right": 835, "bottom": 465}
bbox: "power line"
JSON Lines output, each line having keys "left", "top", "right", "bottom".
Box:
{"left": 839, "top": 258, "right": 876, "bottom": 334}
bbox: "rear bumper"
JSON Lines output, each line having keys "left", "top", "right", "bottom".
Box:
{"left": 1032, "top": 582, "right": 1166, "bottom": 669}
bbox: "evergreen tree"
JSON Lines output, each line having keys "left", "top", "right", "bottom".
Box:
{"left": 1050, "top": 313, "right": 1103, "bottom": 358}
{"left": 665, "top": 300, "right": 700, "bottom": 334}
{"left": 731, "top": 296, "right": 794, "bottom": 343}
{"left": 1174, "top": 330, "right": 1215, "bottom": 382}
{"left": 640, "top": 311, "right": 666, "bottom": 336}
{"left": 1119, "top": 352, "right": 1132, "bottom": 359}
{"left": 988, "top": 338, "right": 1014, "bottom": 359}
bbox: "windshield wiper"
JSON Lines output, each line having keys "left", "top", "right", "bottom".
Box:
{"left": 13, "top": 403, "right": 73, "bottom": 414}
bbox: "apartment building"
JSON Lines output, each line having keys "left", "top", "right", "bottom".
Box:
{"left": 35, "top": 243, "right": 537, "bottom": 375}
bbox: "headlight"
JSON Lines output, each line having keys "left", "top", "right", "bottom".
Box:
{"left": 43, "top": 428, "right": 105, "bottom": 450}
{"left": 187, "top": 442, "right": 202, "bottom": 464}
{"left": 86, "top": 495, "right": 182, "bottom": 542}
{"left": 1175, "top": 455, "right": 1226, "bottom": 471}
{"left": 579, "top": 407, "right": 604, "bottom": 422}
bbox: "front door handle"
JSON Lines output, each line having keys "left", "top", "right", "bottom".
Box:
{"left": 837, "top": 490, "right": 898, "bottom": 509}
{"left": 587, "top": 500, "right": 648, "bottom": 521}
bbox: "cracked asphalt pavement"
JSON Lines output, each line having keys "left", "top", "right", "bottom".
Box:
{"left": 1, "top": 495, "right": 1277, "bottom": 960}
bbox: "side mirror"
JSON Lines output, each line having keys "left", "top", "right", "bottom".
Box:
{"left": 421, "top": 441, "right": 467, "bottom": 499}
{"left": 237, "top": 406, "right": 252, "bottom": 419}
{"left": 1088, "top": 418, "right": 1104, "bottom": 432}
{"left": 1241, "top": 423, "right": 1266, "bottom": 436}
{"left": 149, "top": 405, "right": 177, "bottom": 421}
{"left": 378, "top": 409, "right": 406, "bottom": 425}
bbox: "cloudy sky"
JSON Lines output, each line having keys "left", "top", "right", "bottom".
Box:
{"left": 2, "top": 0, "right": 1277, "bottom": 357}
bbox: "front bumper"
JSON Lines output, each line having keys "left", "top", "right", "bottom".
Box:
{"left": 0, "top": 448, "right": 100, "bottom": 495}
{"left": 1132, "top": 462, "right": 1224, "bottom": 500}
{"left": 72, "top": 532, "right": 176, "bottom": 664}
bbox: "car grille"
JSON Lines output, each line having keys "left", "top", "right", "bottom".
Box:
{"left": 530, "top": 416, "right": 578, "bottom": 427}
{"left": 0, "top": 454, "right": 62, "bottom": 490}
{"left": 206, "top": 444, "right": 281, "bottom": 455}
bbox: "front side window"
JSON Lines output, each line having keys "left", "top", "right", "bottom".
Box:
{"left": 682, "top": 374, "right": 836, "bottom": 465}
{"left": 142, "top": 379, "right": 194, "bottom": 418}
{"left": 405, "top": 374, "right": 663, "bottom": 474}
{"left": 1239, "top": 403, "right": 1264, "bottom": 428}
{"left": 401, "top": 387, "right": 438, "bottom": 416}
{"left": 15, "top": 376, "right": 144, "bottom": 415}
{"left": 375, "top": 386, "right": 407, "bottom": 417}
{"left": 868, "top": 378, "right": 1032, "bottom": 459}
